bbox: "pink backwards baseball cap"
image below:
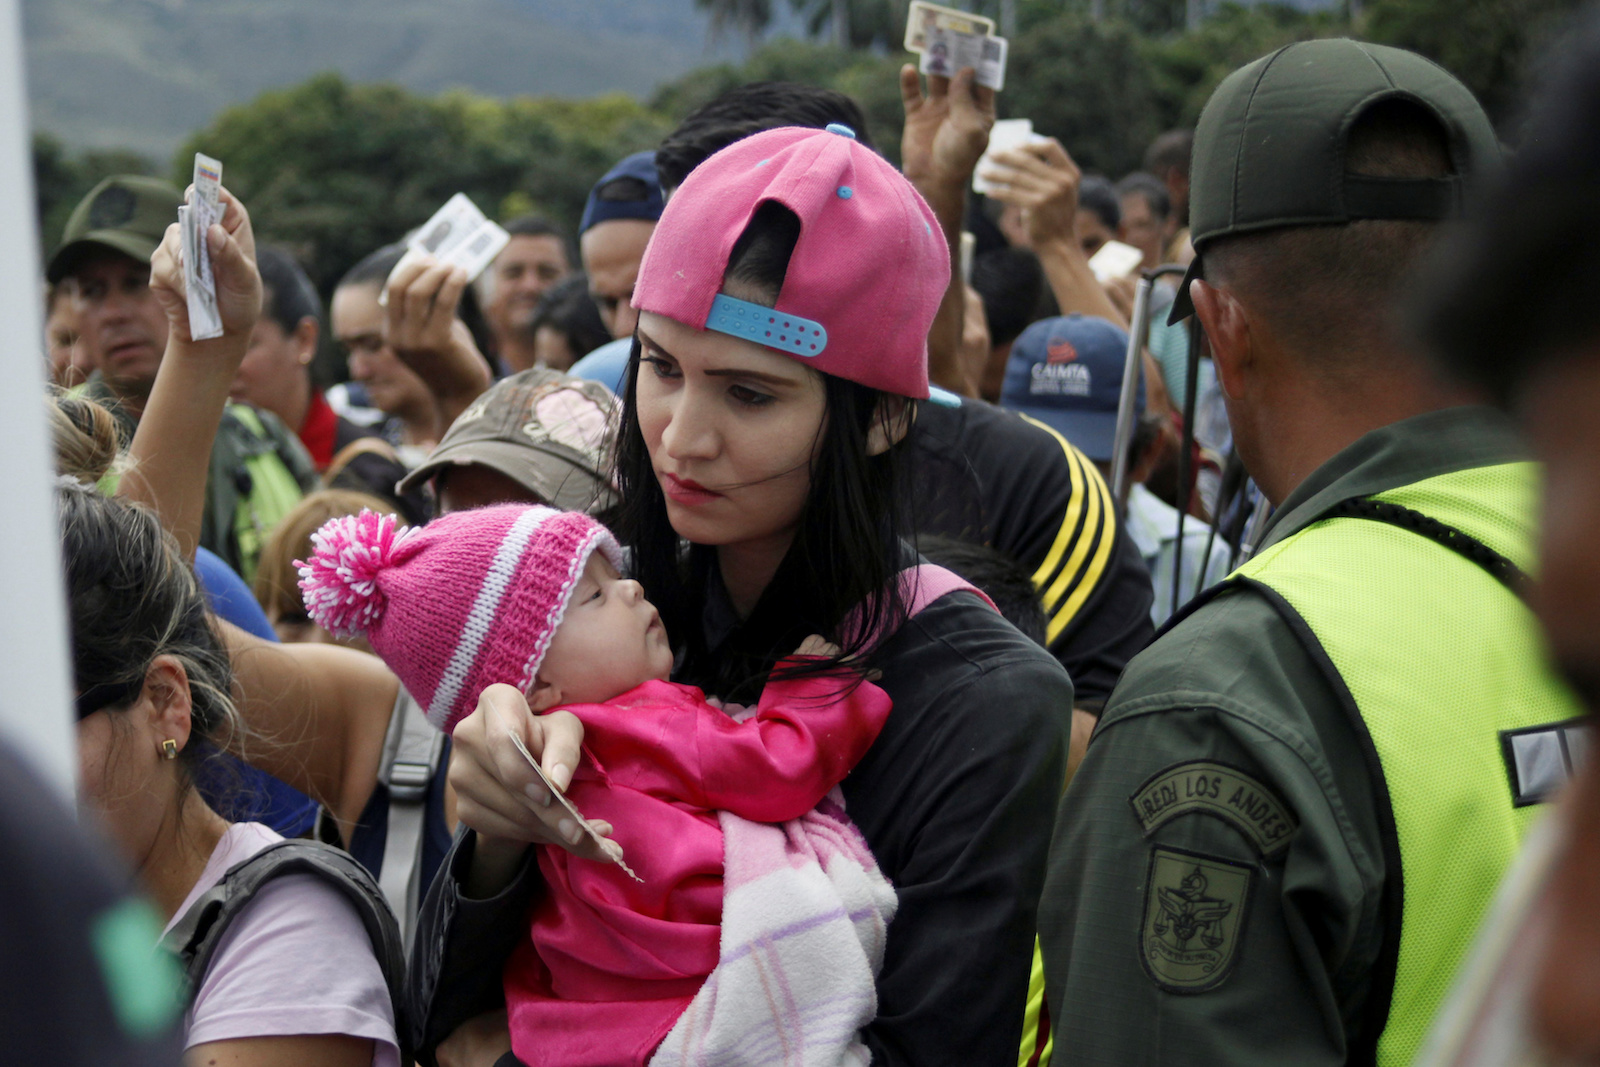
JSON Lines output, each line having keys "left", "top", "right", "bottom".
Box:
{"left": 297, "top": 505, "right": 623, "bottom": 734}
{"left": 632, "top": 124, "right": 948, "bottom": 399}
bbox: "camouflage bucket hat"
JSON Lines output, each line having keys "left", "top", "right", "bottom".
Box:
{"left": 398, "top": 368, "right": 620, "bottom": 512}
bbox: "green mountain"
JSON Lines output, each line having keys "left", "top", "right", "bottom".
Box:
{"left": 23, "top": 0, "right": 740, "bottom": 157}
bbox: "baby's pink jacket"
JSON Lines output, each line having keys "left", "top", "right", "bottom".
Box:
{"left": 503, "top": 669, "right": 893, "bottom": 1067}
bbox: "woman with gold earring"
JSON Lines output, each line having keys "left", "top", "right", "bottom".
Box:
{"left": 62, "top": 472, "right": 403, "bottom": 1067}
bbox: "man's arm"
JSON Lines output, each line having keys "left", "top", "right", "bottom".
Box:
{"left": 221, "top": 620, "right": 398, "bottom": 843}
{"left": 1040, "top": 592, "right": 1388, "bottom": 1065}
{"left": 983, "top": 141, "right": 1177, "bottom": 415}
{"left": 126, "top": 186, "right": 261, "bottom": 559}
{"left": 899, "top": 64, "right": 994, "bottom": 397}
{"left": 385, "top": 255, "right": 493, "bottom": 431}
{"left": 981, "top": 139, "right": 1125, "bottom": 327}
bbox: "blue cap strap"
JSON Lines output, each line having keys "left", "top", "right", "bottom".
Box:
{"left": 705, "top": 294, "right": 828, "bottom": 358}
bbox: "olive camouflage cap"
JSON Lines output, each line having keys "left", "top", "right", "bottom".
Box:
{"left": 47, "top": 175, "right": 182, "bottom": 284}
{"left": 1170, "top": 38, "right": 1501, "bottom": 323}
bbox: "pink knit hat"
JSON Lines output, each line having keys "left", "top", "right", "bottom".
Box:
{"left": 631, "top": 124, "right": 949, "bottom": 399}
{"left": 297, "top": 505, "right": 623, "bottom": 734}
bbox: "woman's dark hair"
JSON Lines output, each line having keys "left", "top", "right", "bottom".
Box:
{"left": 58, "top": 485, "right": 239, "bottom": 784}
{"left": 611, "top": 201, "right": 914, "bottom": 702}
{"left": 971, "top": 248, "right": 1044, "bottom": 348}
{"left": 527, "top": 275, "right": 611, "bottom": 366}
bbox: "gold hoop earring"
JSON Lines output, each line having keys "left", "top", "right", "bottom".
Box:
{"left": 162, "top": 739, "right": 178, "bottom": 760}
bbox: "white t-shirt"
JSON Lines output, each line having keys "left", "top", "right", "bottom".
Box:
{"left": 161, "top": 822, "right": 400, "bottom": 1066}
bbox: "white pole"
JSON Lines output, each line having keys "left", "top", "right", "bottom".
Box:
{"left": 0, "top": 0, "right": 77, "bottom": 797}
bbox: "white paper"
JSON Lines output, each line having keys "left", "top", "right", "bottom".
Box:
{"left": 183, "top": 152, "right": 224, "bottom": 340}
{"left": 1089, "top": 239, "right": 1146, "bottom": 283}
{"left": 974, "top": 118, "right": 1047, "bottom": 195}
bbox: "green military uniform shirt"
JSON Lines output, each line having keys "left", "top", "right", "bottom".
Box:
{"left": 77, "top": 372, "right": 317, "bottom": 581}
{"left": 1038, "top": 406, "right": 1571, "bottom": 1064}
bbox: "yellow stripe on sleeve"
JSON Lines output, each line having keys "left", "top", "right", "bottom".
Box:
{"left": 1045, "top": 463, "right": 1116, "bottom": 644}
{"left": 1017, "top": 935, "right": 1053, "bottom": 1067}
{"left": 1018, "top": 414, "right": 1087, "bottom": 594}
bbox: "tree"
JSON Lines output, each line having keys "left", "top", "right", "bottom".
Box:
{"left": 175, "top": 73, "right": 667, "bottom": 297}
{"left": 696, "top": 0, "right": 776, "bottom": 50}
{"left": 34, "top": 134, "right": 157, "bottom": 264}
{"left": 652, "top": 39, "right": 908, "bottom": 163}
{"left": 1003, "top": 14, "right": 1166, "bottom": 176}
{"left": 1362, "top": 0, "right": 1587, "bottom": 126}
{"left": 788, "top": 0, "right": 908, "bottom": 49}
{"left": 1142, "top": 3, "right": 1347, "bottom": 132}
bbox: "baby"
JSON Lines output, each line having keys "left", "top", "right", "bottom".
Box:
{"left": 299, "top": 504, "right": 892, "bottom": 1067}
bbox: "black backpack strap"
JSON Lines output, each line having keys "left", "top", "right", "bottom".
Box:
{"left": 1313, "top": 496, "right": 1529, "bottom": 599}
{"left": 161, "top": 838, "right": 412, "bottom": 1062}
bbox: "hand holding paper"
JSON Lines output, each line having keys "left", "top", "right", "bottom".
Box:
{"left": 150, "top": 157, "right": 260, "bottom": 347}
{"left": 508, "top": 729, "right": 641, "bottom": 881}
{"left": 981, "top": 137, "right": 1085, "bottom": 251}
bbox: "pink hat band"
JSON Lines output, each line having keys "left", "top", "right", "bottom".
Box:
{"left": 297, "top": 505, "right": 623, "bottom": 734}
{"left": 632, "top": 124, "right": 949, "bottom": 399}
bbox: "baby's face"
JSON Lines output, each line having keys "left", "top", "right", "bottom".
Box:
{"left": 536, "top": 553, "right": 674, "bottom": 705}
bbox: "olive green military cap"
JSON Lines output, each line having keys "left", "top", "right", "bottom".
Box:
{"left": 1170, "top": 38, "right": 1501, "bottom": 324}
{"left": 47, "top": 175, "right": 182, "bottom": 283}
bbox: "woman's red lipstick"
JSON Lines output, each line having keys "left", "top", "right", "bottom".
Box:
{"left": 660, "top": 472, "right": 722, "bottom": 506}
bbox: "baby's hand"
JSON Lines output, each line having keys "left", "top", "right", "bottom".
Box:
{"left": 794, "top": 634, "right": 841, "bottom": 658}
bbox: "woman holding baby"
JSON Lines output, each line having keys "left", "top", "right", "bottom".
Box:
{"left": 415, "top": 123, "right": 1071, "bottom": 1066}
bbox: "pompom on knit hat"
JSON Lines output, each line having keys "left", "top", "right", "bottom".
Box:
{"left": 297, "top": 505, "right": 623, "bottom": 734}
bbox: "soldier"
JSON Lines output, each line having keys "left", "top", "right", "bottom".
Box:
{"left": 1038, "top": 39, "right": 1584, "bottom": 1066}
{"left": 48, "top": 176, "right": 316, "bottom": 581}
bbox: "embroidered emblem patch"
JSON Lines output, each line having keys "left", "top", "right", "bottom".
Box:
{"left": 88, "top": 185, "right": 137, "bottom": 230}
{"left": 1130, "top": 761, "right": 1298, "bottom": 855}
{"left": 1140, "top": 846, "right": 1252, "bottom": 993}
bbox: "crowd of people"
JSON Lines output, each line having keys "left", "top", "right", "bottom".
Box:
{"left": 23, "top": 15, "right": 1600, "bottom": 1067}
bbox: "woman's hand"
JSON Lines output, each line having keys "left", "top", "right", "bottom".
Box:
{"left": 794, "top": 634, "right": 842, "bottom": 658}
{"left": 435, "top": 1010, "right": 513, "bottom": 1067}
{"left": 149, "top": 185, "right": 261, "bottom": 347}
{"left": 449, "top": 684, "right": 614, "bottom": 865}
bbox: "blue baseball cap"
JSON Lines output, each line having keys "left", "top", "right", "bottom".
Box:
{"left": 1001, "top": 314, "right": 1139, "bottom": 463}
{"left": 579, "top": 151, "right": 665, "bottom": 235}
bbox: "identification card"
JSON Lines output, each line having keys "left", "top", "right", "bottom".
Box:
{"left": 508, "top": 729, "right": 642, "bottom": 882}
{"left": 183, "top": 152, "right": 224, "bottom": 340}
{"left": 919, "top": 25, "right": 1008, "bottom": 91}
{"left": 407, "top": 192, "right": 510, "bottom": 283}
{"left": 904, "top": 0, "right": 995, "bottom": 53}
